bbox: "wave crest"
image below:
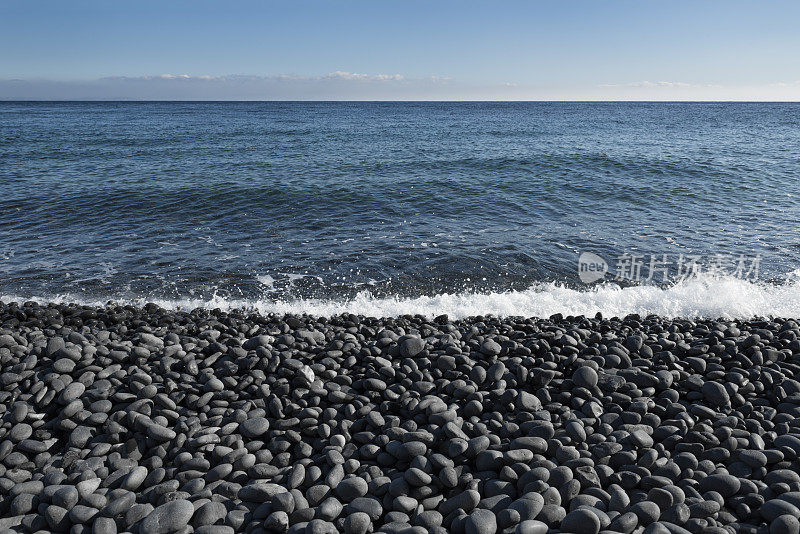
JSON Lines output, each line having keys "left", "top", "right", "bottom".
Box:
{"left": 5, "top": 273, "right": 800, "bottom": 320}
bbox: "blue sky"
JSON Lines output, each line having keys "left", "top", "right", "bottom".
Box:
{"left": 2, "top": 0, "right": 799, "bottom": 100}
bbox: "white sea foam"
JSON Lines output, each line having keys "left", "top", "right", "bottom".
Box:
{"left": 256, "top": 274, "right": 275, "bottom": 289}
{"left": 5, "top": 273, "right": 800, "bottom": 320}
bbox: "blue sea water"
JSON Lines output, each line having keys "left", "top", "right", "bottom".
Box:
{"left": 2, "top": 101, "right": 800, "bottom": 318}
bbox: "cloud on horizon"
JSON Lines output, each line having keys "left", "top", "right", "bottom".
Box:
{"left": 1, "top": 73, "right": 799, "bottom": 101}
{"left": 0, "top": 72, "right": 457, "bottom": 101}
{"left": 101, "top": 71, "right": 417, "bottom": 83}
{"left": 597, "top": 81, "right": 722, "bottom": 89}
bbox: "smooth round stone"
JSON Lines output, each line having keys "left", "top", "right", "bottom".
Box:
{"left": 400, "top": 337, "right": 426, "bottom": 358}
{"left": 93, "top": 516, "right": 117, "bottom": 534}
{"left": 662, "top": 503, "right": 690, "bottom": 525}
{"left": 265, "top": 511, "right": 289, "bottom": 532}
{"left": 465, "top": 508, "right": 497, "bottom": 534}
{"left": 272, "top": 492, "right": 295, "bottom": 514}
{"left": 573, "top": 366, "right": 599, "bottom": 388}
{"left": 404, "top": 468, "right": 432, "bottom": 487}
{"left": 488, "top": 362, "right": 506, "bottom": 381}
{"left": 121, "top": 466, "right": 148, "bottom": 491}
{"left": 336, "top": 477, "right": 368, "bottom": 502}
{"left": 10, "top": 493, "right": 38, "bottom": 515}
{"left": 642, "top": 523, "right": 672, "bottom": 534}
{"left": 243, "top": 335, "right": 275, "bottom": 350}
{"left": 515, "top": 520, "right": 548, "bottom": 534}
{"left": 439, "top": 466, "right": 458, "bottom": 488}
{"left": 739, "top": 450, "right": 768, "bottom": 468}
{"left": 223, "top": 509, "right": 246, "bottom": 531}
{"left": 629, "top": 430, "right": 654, "bottom": 449}
{"left": 53, "top": 358, "right": 76, "bottom": 373}
{"left": 346, "top": 497, "right": 383, "bottom": 521}
{"left": 343, "top": 512, "right": 371, "bottom": 534}
{"left": 77, "top": 478, "right": 102, "bottom": 498}
{"left": 194, "top": 501, "right": 227, "bottom": 527}
{"left": 497, "top": 509, "right": 520, "bottom": 529}
{"left": 631, "top": 501, "right": 660, "bottom": 525}
{"left": 466, "top": 436, "right": 491, "bottom": 457}
{"left": 53, "top": 486, "right": 79, "bottom": 509}
{"left": 100, "top": 492, "right": 136, "bottom": 517}
{"left": 778, "top": 493, "right": 800, "bottom": 509}
{"left": 305, "top": 518, "right": 338, "bottom": 534}
{"left": 537, "top": 504, "right": 566, "bottom": 525}
{"left": 317, "top": 497, "right": 343, "bottom": 521}
{"left": 517, "top": 391, "right": 542, "bottom": 412}
{"left": 195, "top": 527, "right": 235, "bottom": 534}
{"left": 508, "top": 494, "right": 545, "bottom": 522}
{"left": 566, "top": 421, "right": 587, "bottom": 443}
{"left": 609, "top": 511, "right": 638, "bottom": 533}
{"left": 415, "top": 510, "right": 444, "bottom": 529}
{"left": 61, "top": 381, "right": 86, "bottom": 402}
{"left": 206, "top": 463, "right": 233, "bottom": 483}
{"left": 765, "top": 470, "right": 800, "bottom": 486}
{"left": 392, "top": 496, "right": 417, "bottom": 515}
{"left": 763, "top": 499, "right": 800, "bottom": 522}
{"left": 205, "top": 377, "right": 224, "bottom": 392}
{"left": 288, "top": 464, "right": 306, "bottom": 489}
{"left": 647, "top": 488, "right": 674, "bottom": 511}
{"left": 689, "top": 500, "right": 720, "bottom": 519}
{"left": 480, "top": 340, "right": 502, "bottom": 356}
{"left": 771, "top": 515, "right": 800, "bottom": 534}
{"left": 69, "top": 505, "right": 99, "bottom": 524}
{"left": 698, "top": 474, "right": 740, "bottom": 498}
{"left": 510, "top": 437, "right": 548, "bottom": 454}
{"left": 141, "top": 499, "right": 195, "bottom": 534}
{"left": 9, "top": 423, "right": 33, "bottom": 442}
{"left": 774, "top": 435, "right": 800, "bottom": 455}
{"left": 561, "top": 509, "right": 601, "bottom": 534}
{"left": 701, "top": 381, "right": 730, "bottom": 407}
{"left": 146, "top": 423, "right": 177, "bottom": 441}
{"left": 45, "top": 505, "right": 70, "bottom": 531}
{"left": 11, "top": 402, "right": 28, "bottom": 423}
{"left": 240, "top": 417, "right": 270, "bottom": 438}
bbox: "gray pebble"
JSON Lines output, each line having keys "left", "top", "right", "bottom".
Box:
{"left": 771, "top": 514, "right": 800, "bottom": 534}
{"left": 343, "top": 512, "right": 371, "bottom": 534}
{"left": 465, "top": 508, "right": 497, "bottom": 534}
{"left": 561, "top": 508, "right": 601, "bottom": 534}
{"left": 141, "top": 499, "right": 195, "bottom": 534}
{"left": 573, "top": 366, "right": 598, "bottom": 388}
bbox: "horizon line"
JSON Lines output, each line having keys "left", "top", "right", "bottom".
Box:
{"left": 2, "top": 99, "right": 800, "bottom": 103}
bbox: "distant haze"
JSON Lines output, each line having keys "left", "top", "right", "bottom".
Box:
{"left": 2, "top": 0, "right": 799, "bottom": 101}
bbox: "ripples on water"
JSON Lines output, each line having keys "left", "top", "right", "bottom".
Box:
{"left": 1, "top": 102, "right": 799, "bottom": 317}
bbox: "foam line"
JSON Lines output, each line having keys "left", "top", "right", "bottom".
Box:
{"left": 5, "top": 273, "right": 800, "bottom": 320}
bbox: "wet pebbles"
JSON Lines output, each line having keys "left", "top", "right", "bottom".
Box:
{"left": 1, "top": 301, "right": 800, "bottom": 534}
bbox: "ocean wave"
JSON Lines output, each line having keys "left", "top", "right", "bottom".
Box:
{"left": 5, "top": 273, "right": 800, "bottom": 320}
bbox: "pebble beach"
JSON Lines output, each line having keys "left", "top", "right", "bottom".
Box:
{"left": 4, "top": 3, "right": 800, "bottom": 533}
{"left": 2, "top": 301, "right": 800, "bottom": 534}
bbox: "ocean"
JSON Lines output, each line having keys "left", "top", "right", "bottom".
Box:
{"left": 2, "top": 101, "right": 800, "bottom": 318}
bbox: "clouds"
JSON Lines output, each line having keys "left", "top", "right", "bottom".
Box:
{"left": 592, "top": 80, "right": 800, "bottom": 100}
{"left": 0, "top": 73, "right": 798, "bottom": 101}
{"left": 770, "top": 81, "right": 800, "bottom": 88}
{"left": 0, "top": 72, "right": 457, "bottom": 100}
{"left": 102, "top": 71, "right": 414, "bottom": 83}
{"left": 320, "top": 71, "right": 405, "bottom": 82}
{"left": 598, "top": 81, "right": 720, "bottom": 89}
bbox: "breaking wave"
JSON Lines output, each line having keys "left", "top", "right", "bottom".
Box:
{"left": 5, "top": 273, "right": 800, "bottom": 320}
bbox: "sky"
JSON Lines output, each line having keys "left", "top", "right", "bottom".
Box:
{"left": 1, "top": 0, "right": 799, "bottom": 101}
